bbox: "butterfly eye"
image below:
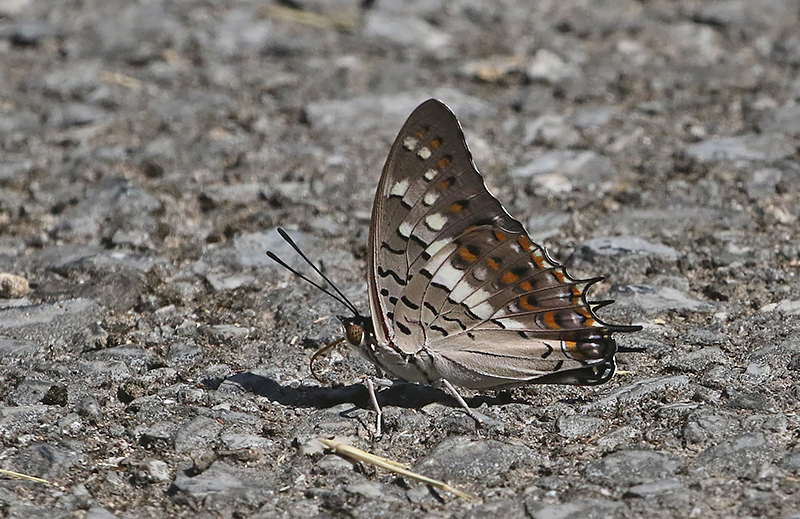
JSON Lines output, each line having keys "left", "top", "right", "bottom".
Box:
{"left": 345, "top": 323, "right": 364, "bottom": 346}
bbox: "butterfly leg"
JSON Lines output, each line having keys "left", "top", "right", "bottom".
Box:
{"left": 364, "top": 377, "right": 383, "bottom": 438}
{"left": 439, "top": 379, "right": 504, "bottom": 431}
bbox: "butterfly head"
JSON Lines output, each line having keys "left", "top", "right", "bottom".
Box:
{"left": 338, "top": 314, "right": 374, "bottom": 348}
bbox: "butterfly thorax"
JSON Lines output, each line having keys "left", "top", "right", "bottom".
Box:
{"left": 339, "top": 314, "right": 440, "bottom": 384}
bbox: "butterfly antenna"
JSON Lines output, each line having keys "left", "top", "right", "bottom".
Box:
{"left": 267, "top": 228, "right": 361, "bottom": 317}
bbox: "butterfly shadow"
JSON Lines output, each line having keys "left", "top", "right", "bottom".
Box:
{"left": 226, "top": 372, "right": 519, "bottom": 413}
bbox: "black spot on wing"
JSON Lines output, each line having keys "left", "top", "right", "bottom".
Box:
{"left": 553, "top": 360, "right": 564, "bottom": 371}
{"left": 430, "top": 324, "right": 449, "bottom": 336}
{"left": 381, "top": 242, "right": 405, "bottom": 255}
{"left": 424, "top": 302, "right": 437, "bottom": 314}
{"left": 397, "top": 322, "right": 412, "bottom": 335}
{"left": 490, "top": 319, "right": 506, "bottom": 329}
{"left": 401, "top": 295, "right": 420, "bottom": 310}
{"left": 441, "top": 314, "right": 467, "bottom": 330}
{"left": 377, "top": 266, "right": 406, "bottom": 286}
{"left": 410, "top": 234, "right": 428, "bottom": 248}
{"left": 542, "top": 342, "right": 553, "bottom": 359}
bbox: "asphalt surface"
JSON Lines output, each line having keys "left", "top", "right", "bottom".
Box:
{"left": 1, "top": 0, "right": 800, "bottom": 517}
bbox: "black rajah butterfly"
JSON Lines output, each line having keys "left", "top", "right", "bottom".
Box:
{"left": 269, "top": 99, "right": 642, "bottom": 435}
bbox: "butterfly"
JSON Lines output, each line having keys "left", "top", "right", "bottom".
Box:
{"left": 269, "top": 99, "right": 642, "bottom": 435}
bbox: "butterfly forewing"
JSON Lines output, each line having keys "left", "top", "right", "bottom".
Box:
{"left": 368, "top": 99, "right": 638, "bottom": 390}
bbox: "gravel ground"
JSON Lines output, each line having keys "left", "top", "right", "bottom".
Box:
{"left": 1, "top": 0, "right": 800, "bottom": 517}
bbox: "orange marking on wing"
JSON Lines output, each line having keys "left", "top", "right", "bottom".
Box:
{"left": 520, "top": 280, "right": 533, "bottom": 292}
{"left": 437, "top": 156, "right": 451, "bottom": 169}
{"left": 439, "top": 179, "right": 451, "bottom": 189}
{"left": 517, "top": 236, "right": 532, "bottom": 250}
{"left": 493, "top": 230, "right": 506, "bottom": 241}
{"left": 459, "top": 246, "right": 477, "bottom": 263}
{"left": 487, "top": 258, "right": 500, "bottom": 270}
{"left": 519, "top": 295, "right": 536, "bottom": 311}
{"left": 448, "top": 201, "right": 464, "bottom": 213}
{"left": 502, "top": 271, "right": 518, "bottom": 284}
{"left": 554, "top": 270, "right": 566, "bottom": 282}
{"left": 415, "top": 129, "right": 426, "bottom": 139}
{"left": 430, "top": 138, "right": 442, "bottom": 148}
{"left": 544, "top": 311, "right": 560, "bottom": 329}
{"left": 531, "top": 253, "right": 544, "bottom": 268}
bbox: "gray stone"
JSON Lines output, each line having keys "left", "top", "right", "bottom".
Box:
{"left": 174, "top": 416, "right": 223, "bottom": 453}
{"left": 10, "top": 442, "right": 82, "bottom": 480}
{"left": 610, "top": 285, "right": 715, "bottom": 316}
{"left": 526, "top": 49, "right": 578, "bottom": 84}
{"left": 170, "top": 461, "right": 275, "bottom": 509}
{"left": 84, "top": 507, "right": 119, "bottom": 519}
{"left": 0, "top": 338, "right": 44, "bottom": 360}
{"left": 77, "top": 396, "right": 100, "bottom": 420}
{"left": 305, "top": 90, "right": 491, "bottom": 136}
{"left": 557, "top": 414, "right": 605, "bottom": 439}
{"left": 745, "top": 168, "right": 782, "bottom": 199}
{"left": 527, "top": 212, "right": 572, "bottom": 242}
{"left": 700, "top": 365, "right": 738, "bottom": 390}
{"left": 693, "top": 0, "right": 800, "bottom": 29}
{"left": 50, "top": 103, "right": 108, "bottom": 128}
{"left": 780, "top": 452, "right": 800, "bottom": 474}
{"left": 463, "top": 500, "right": 527, "bottom": 519}
{"left": 624, "top": 478, "right": 683, "bottom": 497}
{"left": 585, "top": 376, "right": 690, "bottom": 412}
{"left": 509, "top": 151, "right": 618, "bottom": 193}
{"left": 8, "top": 379, "right": 53, "bottom": 406}
{"left": 137, "top": 458, "right": 171, "bottom": 483}
{"left": 527, "top": 498, "right": 625, "bottom": 519}
{"left": 234, "top": 229, "right": 313, "bottom": 268}
{"left": 760, "top": 299, "right": 800, "bottom": 314}
{"left": 363, "top": 13, "right": 451, "bottom": 53}
{"left": 168, "top": 342, "right": 202, "bottom": 367}
{"left": 684, "top": 133, "right": 796, "bottom": 165}
{"left": 760, "top": 104, "right": 800, "bottom": 136}
{"left": 524, "top": 115, "right": 581, "bottom": 148}
{"left": 579, "top": 236, "right": 678, "bottom": 261}
{"left": 748, "top": 340, "right": 800, "bottom": 370}
{"left": 0, "top": 273, "right": 29, "bottom": 298}
{"left": 414, "top": 436, "right": 538, "bottom": 484}
{"left": 682, "top": 408, "right": 740, "bottom": 443}
{"left": 694, "top": 432, "right": 775, "bottom": 479}
{"left": 582, "top": 450, "right": 682, "bottom": 487}
{"left": 666, "top": 347, "right": 728, "bottom": 373}
{"left": 220, "top": 433, "right": 273, "bottom": 452}
{"left": 0, "top": 298, "right": 101, "bottom": 329}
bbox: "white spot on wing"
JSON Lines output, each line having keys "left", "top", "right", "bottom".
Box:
{"left": 502, "top": 319, "right": 528, "bottom": 330}
{"left": 432, "top": 263, "right": 462, "bottom": 290}
{"left": 462, "top": 288, "right": 490, "bottom": 307}
{"left": 471, "top": 301, "right": 495, "bottom": 320}
{"left": 403, "top": 136, "right": 418, "bottom": 150}
{"left": 424, "top": 168, "right": 437, "bottom": 180}
{"left": 425, "top": 213, "right": 447, "bottom": 231}
{"left": 426, "top": 237, "right": 452, "bottom": 258}
{"left": 390, "top": 179, "right": 410, "bottom": 197}
{"left": 449, "top": 281, "right": 477, "bottom": 303}
{"left": 399, "top": 221, "right": 413, "bottom": 238}
{"left": 423, "top": 192, "right": 439, "bottom": 206}
{"left": 417, "top": 147, "right": 432, "bottom": 159}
